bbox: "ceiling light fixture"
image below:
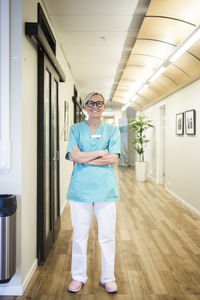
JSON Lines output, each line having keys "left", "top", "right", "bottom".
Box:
{"left": 149, "top": 66, "right": 166, "bottom": 83}
{"left": 169, "top": 25, "right": 200, "bottom": 62}
{"left": 119, "top": 24, "right": 200, "bottom": 109}
{"left": 138, "top": 84, "right": 149, "bottom": 94}
{"left": 130, "top": 95, "right": 138, "bottom": 102}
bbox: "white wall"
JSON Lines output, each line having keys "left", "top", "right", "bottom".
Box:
{"left": 142, "top": 79, "right": 200, "bottom": 214}
{"left": 127, "top": 108, "right": 136, "bottom": 166}
{"left": 0, "top": 0, "right": 76, "bottom": 295}
{"left": 0, "top": 0, "right": 23, "bottom": 296}
{"left": 119, "top": 107, "right": 136, "bottom": 166}
{"left": 21, "top": 0, "right": 38, "bottom": 287}
{"left": 21, "top": 0, "right": 76, "bottom": 290}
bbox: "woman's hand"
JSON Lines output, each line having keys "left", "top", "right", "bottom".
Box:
{"left": 100, "top": 149, "right": 109, "bottom": 156}
{"left": 72, "top": 145, "right": 80, "bottom": 152}
{"left": 86, "top": 153, "right": 119, "bottom": 165}
{"left": 72, "top": 145, "right": 108, "bottom": 157}
{"left": 68, "top": 146, "right": 109, "bottom": 163}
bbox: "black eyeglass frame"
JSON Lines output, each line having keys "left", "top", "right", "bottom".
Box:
{"left": 85, "top": 100, "right": 105, "bottom": 108}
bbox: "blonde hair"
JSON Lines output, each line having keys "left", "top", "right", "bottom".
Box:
{"left": 84, "top": 92, "right": 105, "bottom": 105}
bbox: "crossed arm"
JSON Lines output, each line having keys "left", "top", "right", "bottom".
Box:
{"left": 68, "top": 145, "right": 119, "bottom": 165}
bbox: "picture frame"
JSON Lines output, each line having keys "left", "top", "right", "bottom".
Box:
{"left": 64, "top": 101, "right": 69, "bottom": 141}
{"left": 185, "top": 109, "right": 196, "bottom": 135}
{"left": 176, "top": 112, "right": 184, "bottom": 135}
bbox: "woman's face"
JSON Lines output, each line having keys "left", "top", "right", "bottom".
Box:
{"left": 84, "top": 94, "right": 106, "bottom": 119}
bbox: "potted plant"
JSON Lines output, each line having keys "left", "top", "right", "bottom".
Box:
{"left": 129, "top": 115, "right": 154, "bottom": 181}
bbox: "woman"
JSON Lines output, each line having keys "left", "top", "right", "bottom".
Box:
{"left": 65, "top": 92, "right": 120, "bottom": 293}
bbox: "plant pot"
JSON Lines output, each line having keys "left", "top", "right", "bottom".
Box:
{"left": 135, "top": 161, "right": 148, "bottom": 182}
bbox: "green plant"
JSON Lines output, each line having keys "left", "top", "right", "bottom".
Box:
{"left": 129, "top": 115, "right": 154, "bottom": 162}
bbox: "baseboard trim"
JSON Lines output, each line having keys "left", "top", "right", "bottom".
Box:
{"left": 0, "top": 285, "right": 23, "bottom": 296}
{"left": 60, "top": 198, "right": 67, "bottom": 216}
{"left": 165, "top": 187, "right": 200, "bottom": 218}
{"left": 0, "top": 268, "right": 23, "bottom": 296}
{"left": 22, "top": 259, "right": 38, "bottom": 293}
{"left": 148, "top": 174, "right": 157, "bottom": 183}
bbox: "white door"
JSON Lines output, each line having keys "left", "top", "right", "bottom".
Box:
{"left": 158, "top": 105, "right": 166, "bottom": 184}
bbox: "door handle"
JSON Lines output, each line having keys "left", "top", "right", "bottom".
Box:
{"left": 53, "top": 151, "right": 59, "bottom": 161}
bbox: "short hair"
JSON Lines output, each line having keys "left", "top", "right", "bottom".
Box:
{"left": 84, "top": 92, "right": 105, "bottom": 105}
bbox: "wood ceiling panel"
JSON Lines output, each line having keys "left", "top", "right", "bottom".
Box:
{"left": 113, "top": 89, "right": 125, "bottom": 96}
{"left": 140, "top": 86, "right": 161, "bottom": 101}
{"left": 125, "top": 65, "right": 153, "bottom": 77}
{"left": 116, "top": 87, "right": 130, "bottom": 93}
{"left": 130, "top": 101, "right": 143, "bottom": 111}
{"left": 173, "top": 52, "right": 200, "bottom": 77}
{"left": 132, "top": 40, "right": 175, "bottom": 60}
{"left": 112, "top": 97, "right": 125, "bottom": 104}
{"left": 138, "top": 17, "right": 195, "bottom": 46}
{"left": 117, "top": 80, "right": 135, "bottom": 88}
{"left": 154, "top": 74, "right": 177, "bottom": 90}
{"left": 111, "top": 0, "right": 200, "bottom": 111}
{"left": 114, "top": 90, "right": 130, "bottom": 98}
{"left": 134, "top": 95, "right": 149, "bottom": 107}
{"left": 149, "top": 81, "right": 170, "bottom": 95}
{"left": 146, "top": 0, "right": 200, "bottom": 26}
{"left": 165, "top": 65, "right": 190, "bottom": 85}
{"left": 188, "top": 40, "right": 200, "bottom": 60}
{"left": 127, "top": 55, "right": 162, "bottom": 70}
{"left": 130, "top": 103, "right": 138, "bottom": 110}
{"left": 121, "top": 66, "right": 153, "bottom": 81}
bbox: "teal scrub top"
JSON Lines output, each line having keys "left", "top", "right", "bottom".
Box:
{"left": 65, "top": 121, "right": 121, "bottom": 202}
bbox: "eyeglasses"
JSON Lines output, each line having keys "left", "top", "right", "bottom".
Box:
{"left": 86, "top": 100, "right": 105, "bottom": 108}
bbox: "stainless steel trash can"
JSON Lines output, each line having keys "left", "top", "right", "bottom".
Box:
{"left": 0, "top": 194, "right": 17, "bottom": 283}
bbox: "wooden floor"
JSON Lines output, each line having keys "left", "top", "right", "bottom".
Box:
{"left": 1, "top": 166, "right": 200, "bottom": 300}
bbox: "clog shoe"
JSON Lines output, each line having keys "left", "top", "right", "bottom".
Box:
{"left": 68, "top": 280, "right": 84, "bottom": 293}
{"left": 103, "top": 281, "right": 117, "bottom": 293}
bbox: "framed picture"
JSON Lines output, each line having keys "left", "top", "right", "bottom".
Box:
{"left": 64, "top": 101, "right": 69, "bottom": 141}
{"left": 185, "top": 109, "right": 196, "bottom": 135}
{"left": 176, "top": 112, "right": 184, "bottom": 135}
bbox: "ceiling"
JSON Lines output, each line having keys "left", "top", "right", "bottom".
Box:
{"left": 42, "top": 0, "right": 149, "bottom": 104}
{"left": 112, "top": 0, "right": 200, "bottom": 111}
{"left": 42, "top": 0, "right": 200, "bottom": 111}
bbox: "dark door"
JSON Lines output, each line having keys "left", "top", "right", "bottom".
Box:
{"left": 72, "top": 86, "right": 85, "bottom": 123}
{"left": 37, "top": 51, "right": 60, "bottom": 264}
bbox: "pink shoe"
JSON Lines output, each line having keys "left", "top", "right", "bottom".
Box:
{"left": 103, "top": 281, "right": 118, "bottom": 293}
{"left": 68, "top": 280, "right": 84, "bottom": 293}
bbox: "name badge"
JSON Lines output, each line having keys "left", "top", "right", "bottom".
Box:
{"left": 91, "top": 134, "right": 101, "bottom": 139}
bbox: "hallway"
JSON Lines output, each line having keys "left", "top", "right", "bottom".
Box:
{"left": 2, "top": 167, "right": 200, "bottom": 300}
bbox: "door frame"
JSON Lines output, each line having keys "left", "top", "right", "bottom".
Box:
{"left": 157, "top": 103, "right": 166, "bottom": 184}
{"left": 72, "top": 85, "right": 85, "bottom": 123}
{"left": 37, "top": 49, "right": 61, "bottom": 264}
{"left": 25, "top": 3, "right": 65, "bottom": 264}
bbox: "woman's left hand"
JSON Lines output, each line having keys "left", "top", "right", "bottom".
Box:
{"left": 72, "top": 145, "right": 80, "bottom": 152}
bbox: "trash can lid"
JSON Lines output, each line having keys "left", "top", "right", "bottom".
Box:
{"left": 0, "top": 194, "right": 17, "bottom": 217}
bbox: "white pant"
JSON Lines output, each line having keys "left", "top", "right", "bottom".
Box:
{"left": 69, "top": 201, "right": 116, "bottom": 284}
